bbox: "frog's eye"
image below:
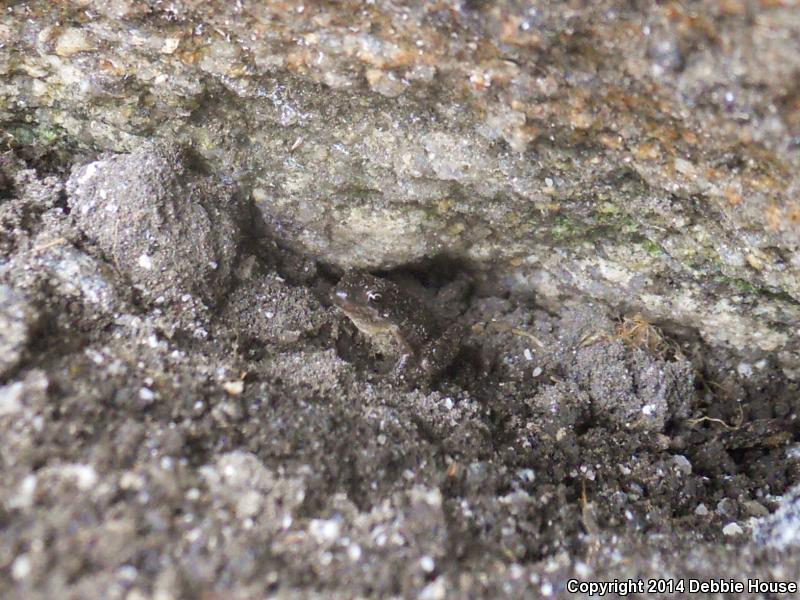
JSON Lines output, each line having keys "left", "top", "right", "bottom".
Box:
{"left": 366, "top": 290, "right": 381, "bottom": 302}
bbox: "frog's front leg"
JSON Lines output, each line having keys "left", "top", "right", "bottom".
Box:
{"left": 418, "top": 322, "right": 465, "bottom": 381}
{"left": 388, "top": 328, "right": 461, "bottom": 389}
{"left": 388, "top": 352, "right": 418, "bottom": 388}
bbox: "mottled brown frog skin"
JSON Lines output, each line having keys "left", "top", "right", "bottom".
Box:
{"left": 332, "top": 272, "right": 463, "bottom": 385}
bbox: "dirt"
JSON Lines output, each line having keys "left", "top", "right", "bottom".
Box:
{"left": 0, "top": 141, "right": 798, "bottom": 598}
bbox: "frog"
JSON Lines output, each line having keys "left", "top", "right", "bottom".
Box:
{"left": 332, "top": 272, "right": 464, "bottom": 387}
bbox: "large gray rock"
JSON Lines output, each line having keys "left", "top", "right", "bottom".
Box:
{"left": 66, "top": 141, "right": 245, "bottom": 306}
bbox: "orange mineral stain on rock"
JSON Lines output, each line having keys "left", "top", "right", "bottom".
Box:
{"left": 635, "top": 141, "right": 661, "bottom": 161}
{"left": 724, "top": 186, "right": 744, "bottom": 207}
{"left": 765, "top": 204, "right": 783, "bottom": 231}
{"left": 788, "top": 204, "right": 800, "bottom": 226}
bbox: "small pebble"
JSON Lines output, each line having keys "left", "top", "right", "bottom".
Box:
{"left": 722, "top": 522, "right": 743, "bottom": 536}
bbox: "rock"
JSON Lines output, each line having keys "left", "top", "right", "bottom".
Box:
{"left": 722, "top": 522, "right": 743, "bottom": 537}
{"left": 569, "top": 341, "right": 694, "bottom": 432}
{"left": 38, "top": 245, "right": 122, "bottom": 315}
{"left": 53, "top": 27, "right": 95, "bottom": 58}
{"left": 753, "top": 484, "right": 800, "bottom": 550}
{"left": 0, "top": 381, "right": 24, "bottom": 416}
{"left": 67, "top": 141, "right": 245, "bottom": 306}
{"left": 0, "top": 370, "right": 48, "bottom": 415}
{"left": 0, "top": 285, "right": 36, "bottom": 377}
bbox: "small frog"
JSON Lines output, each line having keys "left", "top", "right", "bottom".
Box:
{"left": 332, "top": 272, "right": 464, "bottom": 386}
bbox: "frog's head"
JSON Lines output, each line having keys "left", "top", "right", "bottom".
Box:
{"left": 332, "top": 272, "right": 393, "bottom": 322}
